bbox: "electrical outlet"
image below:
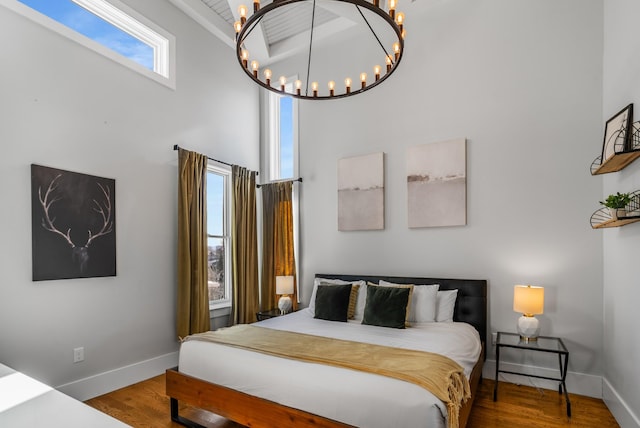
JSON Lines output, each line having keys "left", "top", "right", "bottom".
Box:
{"left": 73, "top": 347, "right": 84, "bottom": 363}
{"left": 491, "top": 332, "right": 498, "bottom": 345}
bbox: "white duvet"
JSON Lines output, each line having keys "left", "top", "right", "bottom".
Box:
{"left": 178, "top": 309, "right": 481, "bottom": 428}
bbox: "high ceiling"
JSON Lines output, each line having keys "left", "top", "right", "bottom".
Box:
{"left": 169, "top": 0, "right": 417, "bottom": 66}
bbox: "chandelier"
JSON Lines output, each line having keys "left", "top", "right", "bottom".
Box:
{"left": 234, "top": 0, "right": 406, "bottom": 100}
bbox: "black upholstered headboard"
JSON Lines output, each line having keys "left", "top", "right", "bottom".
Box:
{"left": 315, "top": 274, "right": 487, "bottom": 353}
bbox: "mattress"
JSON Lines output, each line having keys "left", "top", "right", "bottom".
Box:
{"left": 178, "top": 309, "right": 482, "bottom": 428}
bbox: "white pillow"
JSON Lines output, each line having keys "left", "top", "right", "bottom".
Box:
{"left": 309, "top": 278, "right": 367, "bottom": 320}
{"left": 436, "top": 289, "right": 458, "bottom": 322}
{"left": 378, "top": 280, "right": 439, "bottom": 323}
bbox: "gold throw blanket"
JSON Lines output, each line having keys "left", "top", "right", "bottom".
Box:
{"left": 185, "top": 325, "right": 470, "bottom": 428}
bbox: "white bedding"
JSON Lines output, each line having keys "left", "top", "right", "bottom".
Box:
{"left": 178, "top": 309, "right": 482, "bottom": 428}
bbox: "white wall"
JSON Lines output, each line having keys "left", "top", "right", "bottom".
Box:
{"left": 295, "top": 0, "right": 605, "bottom": 395}
{"left": 602, "top": 0, "right": 640, "bottom": 426}
{"left": 0, "top": 0, "right": 258, "bottom": 399}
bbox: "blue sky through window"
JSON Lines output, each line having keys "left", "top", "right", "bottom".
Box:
{"left": 279, "top": 96, "right": 294, "bottom": 179}
{"left": 19, "top": 0, "right": 154, "bottom": 70}
{"left": 206, "top": 172, "right": 224, "bottom": 237}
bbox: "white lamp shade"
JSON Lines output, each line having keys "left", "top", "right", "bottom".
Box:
{"left": 276, "top": 275, "right": 294, "bottom": 295}
{"left": 513, "top": 285, "right": 544, "bottom": 315}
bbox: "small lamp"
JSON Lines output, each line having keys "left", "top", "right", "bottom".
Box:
{"left": 276, "top": 275, "right": 294, "bottom": 314}
{"left": 513, "top": 285, "right": 544, "bottom": 341}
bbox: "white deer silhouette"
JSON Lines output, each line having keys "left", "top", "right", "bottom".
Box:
{"left": 38, "top": 174, "right": 113, "bottom": 274}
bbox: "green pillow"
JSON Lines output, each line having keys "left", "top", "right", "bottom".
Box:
{"left": 362, "top": 285, "right": 411, "bottom": 329}
{"left": 314, "top": 284, "right": 353, "bottom": 322}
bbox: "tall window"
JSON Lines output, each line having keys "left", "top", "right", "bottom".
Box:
{"left": 8, "top": 0, "right": 175, "bottom": 88}
{"left": 207, "top": 163, "right": 231, "bottom": 309}
{"left": 268, "top": 88, "right": 298, "bottom": 180}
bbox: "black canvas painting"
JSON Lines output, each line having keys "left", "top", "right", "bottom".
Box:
{"left": 31, "top": 164, "right": 116, "bottom": 281}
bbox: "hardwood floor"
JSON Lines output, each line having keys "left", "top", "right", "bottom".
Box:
{"left": 85, "top": 374, "right": 619, "bottom": 428}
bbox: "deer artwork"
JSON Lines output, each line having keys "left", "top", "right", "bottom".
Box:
{"left": 38, "top": 173, "right": 114, "bottom": 275}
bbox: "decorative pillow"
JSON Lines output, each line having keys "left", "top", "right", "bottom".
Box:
{"left": 314, "top": 284, "right": 353, "bottom": 322}
{"left": 436, "top": 289, "right": 458, "bottom": 322}
{"left": 309, "top": 278, "right": 366, "bottom": 320}
{"left": 379, "top": 280, "right": 439, "bottom": 323}
{"left": 362, "top": 284, "right": 413, "bottom": 329}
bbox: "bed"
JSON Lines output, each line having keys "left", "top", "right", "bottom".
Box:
{"left": 166, "top": 274, "right": 487, "bottom": 428}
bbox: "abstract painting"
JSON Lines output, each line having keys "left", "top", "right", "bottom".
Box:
{"left": 407, "top": 139, "right": 466, "bottom": 228}
{"left": 602, "top": 104, "right": 633, "bottom": 163}
{"left": 338, "top": 152, "right": 384, "bottom": 231}
{"left": 31, "top": 164, "right": 116, "bottom": 281}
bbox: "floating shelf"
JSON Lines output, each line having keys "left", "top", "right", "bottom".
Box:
{"left": 591, "top": 190, "right": 640, "bottom": 229}
{"left": 591, "top": 122, "right": 640, "bottom": 175}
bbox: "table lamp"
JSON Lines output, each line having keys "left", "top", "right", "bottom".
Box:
{"left": 276, "top": 275, "right": 294, "bottom": 314}
{"left": 513, "top": 284, "right": 544, "bottom": 341}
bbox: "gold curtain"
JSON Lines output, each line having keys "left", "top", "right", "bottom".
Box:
{"left": 260, "top": 181, "right": 297, "bottom": 311}
{"left": 176, "top": 148, "right": 210, "bottom": 338}
{"left": 231, "top": 166, "right": 259, "bottom": 324}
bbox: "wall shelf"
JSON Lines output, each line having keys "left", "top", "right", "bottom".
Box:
{"left": 591, "top": 122, "right": 640, "bottom": 175}
{"left": 591, "top": 190, "right": 640, "bottom": 229}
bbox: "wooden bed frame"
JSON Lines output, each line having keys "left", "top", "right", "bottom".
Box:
{"left": 166, "top": 274, "right": 488, "bottom": 428}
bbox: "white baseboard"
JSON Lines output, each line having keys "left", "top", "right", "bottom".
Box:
{"left": 603, "top": 377, "right": 640, "bottom": 428}
{"left": 482, "top": 359, "right": 603, "bottom": 399}
{"left": 56, "top": 352, "right": 179, "bottom": 401}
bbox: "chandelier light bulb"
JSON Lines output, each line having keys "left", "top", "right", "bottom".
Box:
{"left": 295, "top": 79, "right": 302, "bottom": 95}
{"left": 253, "top": 0, "right": 260, "bottom": 13}
{"left": 279, "top": 76, "right": 287, "bottom": 91}
{"left": 388, "top": 0, "right": 396, "bottom": 19}
{"left": 241, "top": 49, "right": 249, "bottom": 68}
{"left": 373, "top": 65, "right": 381, "bottom": 81}
{"left": 263, "top": 68, "right": 272, "bottom": 85}
{"left": 386, "top": 55, "right": 393, "bottom": 72}
{"left": 360, "top": 72, "right": 367, "bottom": 88}
{"left": 401, "top": 28, "right": 406, "bottom": 39}
{"left": 312, "top": 81, "right": 318, "bottom": 97}
{"left": 393, "top": 42, "right": 400, "bottom": 61}
{"left": 234, "top": 21, "right": 242, "bottom": 34}
{"left": 238, "top": 4, "right": 248, "bottom": 24}
{"left": 328, "top": 80, "right": 335, "bottom": 96}
{"left": 251, "top": 60, "right": 259, "bottom": 77}
{"left": 396, "top": 11, "right": 405, "bottom": 33}
{"left": 344, "top": 77, "right": 352, "bottom": 94}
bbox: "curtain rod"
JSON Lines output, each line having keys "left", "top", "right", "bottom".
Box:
{"left": 173, "top": 144, "right": 258, "bottom": 175}
{"left": 257, "top": 178, "right": 303, "bottom": 188}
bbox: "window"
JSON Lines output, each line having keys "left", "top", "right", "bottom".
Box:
{"left": 268, "top": 86, "right": 298, "bottom": 180}
{"left": 206, "top": 163, "right": 231, "bottom": 309}
{"left": 5, "top": 0, "right": 175, "bottom": 88}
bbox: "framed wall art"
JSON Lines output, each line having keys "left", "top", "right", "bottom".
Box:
{"left": 338, "top": 152, "right": 384, "bottom": 231}
{"left": 31, "top": 164, "right": 116, "bottom": 281}
{"left": 407, "top": 138, "right": 466, "bottom": 228}
{"left": 602, "top": 103, "right": 633, "bottom": 163}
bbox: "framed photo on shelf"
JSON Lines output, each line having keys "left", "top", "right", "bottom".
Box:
{"left": 602, "top": 103, "right": 633, "bottom": 163}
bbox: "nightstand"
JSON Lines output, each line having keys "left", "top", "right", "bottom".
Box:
{"left": 493, "top": 332, "right": 571, "bottom": 417}
{"left": 256, "top": 308, "right": 296, "bottom": 321}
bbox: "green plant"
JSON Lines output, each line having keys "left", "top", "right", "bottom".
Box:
{"left": 599, "top": 192, "right": 632, "bottom": 209}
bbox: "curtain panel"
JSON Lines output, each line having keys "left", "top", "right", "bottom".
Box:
{"left": 231, "top": 166, "right": 259, "bottom": 324}
{"left": 260, "top": 181, "right": 297, "bottom": 311}
{"left": 176, "top": 148, "right": 210, "bottom": 338}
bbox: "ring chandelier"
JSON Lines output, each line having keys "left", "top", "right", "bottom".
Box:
{"left": 234, "top": 0, "right": 406, "bottom": 100}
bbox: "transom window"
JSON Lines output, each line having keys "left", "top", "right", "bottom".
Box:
{"left": 5, "top": 0, "right": 175, "bottom": 88}
{"left": 268, "top": 84, "right": 298, "bottom": 180}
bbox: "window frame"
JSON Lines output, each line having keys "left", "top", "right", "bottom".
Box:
{"left": 1, "top": 0, "right": 176, "bottom": 89}
{"left": 207, "top": 161, "right": 232, "bottom": 310}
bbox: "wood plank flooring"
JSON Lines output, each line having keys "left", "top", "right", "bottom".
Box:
{"left": 85, "top": 373, "right": 619, "bottom": 428}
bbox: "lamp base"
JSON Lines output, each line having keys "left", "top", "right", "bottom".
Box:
{"left": 278, "top": 295, "right": 292, "bottom": 315}
{"left": 517, "top": 315, "right": 540, "bottom": 341}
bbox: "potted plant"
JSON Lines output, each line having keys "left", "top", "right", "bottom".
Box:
{"left": 600, "top": 192, "right": 632, "bottom": 220}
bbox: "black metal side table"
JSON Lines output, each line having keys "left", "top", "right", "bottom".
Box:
{"left": 493, "top": 332, "right": 571, "bottom": 417}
